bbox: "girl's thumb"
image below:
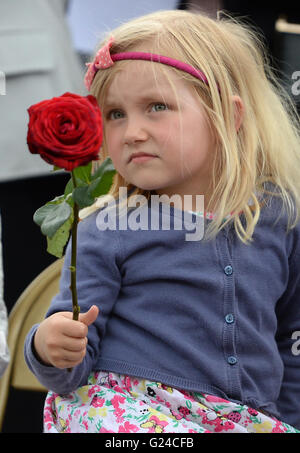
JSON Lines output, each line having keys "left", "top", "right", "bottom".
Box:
{"left": 79, "top": 305, "right": 99, "bottom": 326}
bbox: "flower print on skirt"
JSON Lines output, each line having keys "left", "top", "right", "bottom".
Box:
{"left": 43, "top": 371, "right": 299, "bottom": 433}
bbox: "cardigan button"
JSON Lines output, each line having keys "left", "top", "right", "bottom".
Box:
{"left": 227, "top": 356, "right": 238, "bottom": 365}
{"left": 225, "top": 313, "right": 235, "bottom": 324}
{"left": 224, "top": 265, "right": 233, "bottom": 275}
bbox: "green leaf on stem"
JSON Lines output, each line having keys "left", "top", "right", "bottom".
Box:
{"left": 73, "top": 162, "right": 92, "bottom": 184}
{"left": 64, "top": 177, "right": 74, "bottom": 197}
{"left": 34, "top": 200, "right": 72, "bottom": 238}
{"left": 91, "top": 158, "right": 115, "bottom": 181}
{"left": 34, "top": 159, "right": 116, "bottom": 257}
{"left": 88, "top": 171, "right": 115, "bottom": 198}
{"left": 64, "top": 175, "right": 87, "bottom": 197}
{"left": 64, "top": 192, "right": 75, "bottom": 208}
{"left": 70, "top": 158, "right": 116, "bottom": 208}
{"left": 89, "top": 158, "right": 116, "bottom": 198}
{"left": 72, "top": 186, "right": 95, "bottom": 208}
{"left": 46, "top": 213, "right": 74, "bottom": 258}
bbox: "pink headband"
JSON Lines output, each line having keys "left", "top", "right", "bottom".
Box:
{"left": 84, "top": 37, "right": 209, "bottom": 91}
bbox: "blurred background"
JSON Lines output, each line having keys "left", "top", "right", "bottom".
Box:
{"left": 0, "top": 0, "right": 299, "bottom": 433}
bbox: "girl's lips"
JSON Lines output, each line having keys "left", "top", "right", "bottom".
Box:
{"left": 129, "top": 154, "right": 158, "bottom": 163}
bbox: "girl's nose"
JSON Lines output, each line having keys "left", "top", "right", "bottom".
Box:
{"left": 124, "top": 116, "right": 149, "bottom": 145}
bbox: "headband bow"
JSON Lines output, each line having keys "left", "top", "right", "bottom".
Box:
{"left": 85, "top": 37, "right": 115, "bottom": 90}
{"left": 84, "top": 36, "right": 209, "bottom": 91}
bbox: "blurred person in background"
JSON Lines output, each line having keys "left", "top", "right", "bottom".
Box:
{"left": 177, "top": 1, "right": 300, "bottom": 60}
{"left": 66, "top": 0, "right": 178, "bottom": 67}
{"left": 221, "top": 1, "right": 300, "bottom": 63}
{"left": 220, "top": 2, "right": 300, "bottom": 114}
{"left": 0, "top": 0, "right": 84, "bottom": 181}
{"left": 0, "top": 0, "right": 85, "bottom": 394}
{"left": 177, "top": 0, "right": 221, "bottom": 17}
{"left": 178, "top": 1, "right": 300, "bottom": 113}
{"left": 0, "top": 0, "right": 85, "bottom": 316}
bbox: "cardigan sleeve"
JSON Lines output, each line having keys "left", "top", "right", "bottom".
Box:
{"left": 24, "top": 211, "right": 122, "bottom": 394}
{"left": 275, "top": 226, "right": 300, "bottom": 429}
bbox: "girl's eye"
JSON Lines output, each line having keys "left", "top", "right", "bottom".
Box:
{"left": 151, "top": 103, "right": 169, "bottom": 112}
{"left": 107, "top": 110, "right": 124, "bottom": 120}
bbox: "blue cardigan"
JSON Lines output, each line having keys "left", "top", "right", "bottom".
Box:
{"left": 24, "top": 195, "right": 300, "bottom": 428}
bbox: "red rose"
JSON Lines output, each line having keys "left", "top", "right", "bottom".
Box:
{"left": 27, "top": 92, "right": 103, "bottom": 171}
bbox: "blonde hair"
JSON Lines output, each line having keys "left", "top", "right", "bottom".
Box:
{"left": 86, "top": 9, "right": 300, "bottom": 243}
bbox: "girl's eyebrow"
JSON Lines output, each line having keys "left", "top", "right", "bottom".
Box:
{"left": 104, "top": 99, "right": 121, "bottom": 109}
{"left": 105, "top": 90, "right": 172, "bottom": 108}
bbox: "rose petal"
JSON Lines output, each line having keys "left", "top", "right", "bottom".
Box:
{"left": 27, "top": 93, "right": 103, "bottom": 170}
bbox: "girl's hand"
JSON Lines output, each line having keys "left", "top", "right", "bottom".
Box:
{"left": 33, "top": 305, "right": 99, "bottom": 369}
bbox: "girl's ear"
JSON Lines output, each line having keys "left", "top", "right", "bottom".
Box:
{"left": 232, "top": 95, "right": 244, "bottom": 132}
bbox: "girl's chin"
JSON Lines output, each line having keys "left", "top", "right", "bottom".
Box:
{"left": 125, "top": 181, "right": 162, "bottom": 192}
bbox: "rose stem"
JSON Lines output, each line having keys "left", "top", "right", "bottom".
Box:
{"left": 70, "top": 170, "right": 80, "bottom": 321}
{"left": 67, "top": 171, "right": 80, "bottom": 373}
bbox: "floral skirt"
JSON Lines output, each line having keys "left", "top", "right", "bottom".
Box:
{"left": 44, "top": 371, "right": 299, "bottom": 433}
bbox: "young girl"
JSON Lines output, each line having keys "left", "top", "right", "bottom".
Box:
{"left": 24, "top": 10, "right": 300, "bottom": 433}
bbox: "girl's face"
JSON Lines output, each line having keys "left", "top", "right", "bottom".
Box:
{"left": 103, "top": 61, "right": 216, "bottom": 206}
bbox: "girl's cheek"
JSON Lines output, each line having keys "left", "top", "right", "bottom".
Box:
{"left": 104, "top": 132, "right": 117, "bottom": 155}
